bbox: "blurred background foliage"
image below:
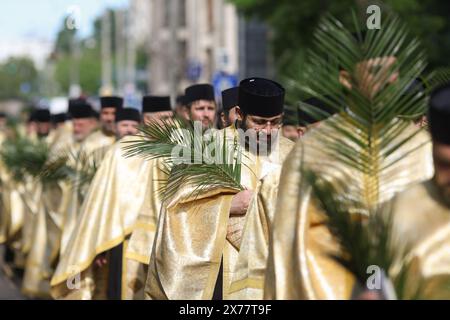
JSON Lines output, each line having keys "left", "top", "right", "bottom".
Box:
{"left": 229, "top": 0, "right": 450, "bottom": 103}
{"left": 2, "top": 1, "right": 450, "bottom": 103}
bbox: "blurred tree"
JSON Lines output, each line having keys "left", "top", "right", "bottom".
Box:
{"left": 54, "top": 16, "right": 77, "bottom": 56}
{"left": 53, "top": 15, "right": 102, "bottom": 96}
{"left": 136, "top": 45, "right": 149, "bottom": 71}
{"left": 54, "top": 45, "right": 101, "bottom": 95}
{"left": 0, "top": 57, "right": 38, "bottom": 100}
{"left": 136, "top": 45, "right": 150, "bottom": 92}
{"left": 230, "top": 0, "right": 450, "bottom": 99}
{"left": 92, "top": 9, "right": 117, "bottom": 53}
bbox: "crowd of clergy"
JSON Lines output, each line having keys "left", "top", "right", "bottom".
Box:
{"left": 0, "top": 45, "right": 449, "bottom": 301}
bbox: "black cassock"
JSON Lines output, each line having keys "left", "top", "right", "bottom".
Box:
{"left": 107, "top": 244, "right": 123, "bottom": 300}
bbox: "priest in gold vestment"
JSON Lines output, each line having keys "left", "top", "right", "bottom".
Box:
{"left": 22, "top": 99, "right": 102, "bottom": 297}
{"left": 51, "top": 101, "right": 172, "bottom": 300}
{"left": 144, "top": 79, "right": 294, "bottom": 300}
{"left": 122, "top": 96, "right": 174, "bottom": 300}
{"left": 19, "top": 110, "right": 52, "bottom": 264}
{"left": 227, "top": 97, "right": 337, "bottom": 299}
{"left": 388, "top": 83, "right": 450, "bottom": 299}
{"left": 0, "top": 114, "right": 27, "bottom": 271}
{"left": 21, "top": 110, "right": 72, "bottom": 298}
{"left": 1, "top": 109, "right": 52, "bottom": 281}
{"left": 127, "top": 90, "right": 223, "bottom": 300}
{"left": 261, "top": 16, "right": 441, "bottom": 300}
{"left": 50, "top": 106, "right": 139, "bottom": 299}
{"left": 58, "top": 97, "right": 122, "bottom": 256}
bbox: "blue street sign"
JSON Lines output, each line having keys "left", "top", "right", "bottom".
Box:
{"left": 212, "top": 71, "right": 238, "bottom": 100}
{"left": 187, "top": 60, "right": 202, "bottom": 82}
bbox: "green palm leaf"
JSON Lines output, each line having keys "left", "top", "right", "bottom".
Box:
{"left": 38, "top": 150, "right": 73, "bottom": 184}
{"left": 303, "top": 170, "right": 397, "bottom": 294}
{"left": 122, "top": 118, "right": 245, "bottom": 201}
{"left": 422, "top": 67, "right": 450, "bottom": 94}
{"left": 162, "top": 133, "right": 244, "bottom": 202}
{"left": 0, "top": 134, "right": 50, "bottom": 182}
{"left": 39, "top": 145, "right": 108, "bottom": 192}
{"left": 295, "top": 12, "right": 450, "bottom": 299}
{"left": 305, "top": 169, "right": 450, "bottom": 300}
{"left": 292, "top": 12, "right": 449, "bottom": 207}
{"left": 73, "top": 146, "right": 109, "bottom": 195}
{"left": 122, "top": 117, "right": 192, "bottom": 163}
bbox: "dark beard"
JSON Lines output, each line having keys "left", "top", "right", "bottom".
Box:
{"left": 237, "top": 118, "right": 273, "bottom": 155}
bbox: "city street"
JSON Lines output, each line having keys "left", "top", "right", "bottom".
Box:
{"left": 0, "top": 246, "right": 26, "bottom": 300}
{"left": 0, "top": 0, "right": 449, "bottom": 307}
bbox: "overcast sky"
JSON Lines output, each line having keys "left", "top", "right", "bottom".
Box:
{"left": 0, "top": 0, "right": 129, "bottom": 42}
{"left": 0, "top": 0, "right": 129, "bottom": 66}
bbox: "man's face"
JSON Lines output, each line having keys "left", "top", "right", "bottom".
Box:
{"left": 297, "top": 121, "right": 322, "bottom": 138}
{"left": 37, "top": 122, "right": 51, "bottom": 138}
{"left": 100, "top": 107, "right": 117, "bottom": 134}
{"left": 189, "top": 100, "right": 216, "bottom": 129}
{"left": 175, "top": 104, "right": 190, "bottom": 122}
{"left": 0, "top": 117, "right": 6, "bottom": 128}
{"left": 244, "top": 113, "right": 282, "bottom": 136}
{"left": 26, "top": 121, "right": 37, "bottom": 135}
{"left": 73, "top": 118, "right": 97, "bottom": 142}
{"left": 238, "top": 108, "right": 282, "bottom": 153}
{"left": 221, "top": 106, "right": 238, "bottom": 128}
{"left": 339, "top": 56, "right": 398, "bottom": 98}
{"left": 143, "top": 111, "right": 173, "bottom": 126}
{"left": 414, "top": 115, "right": 428, "bottom": 128}
{"left": 282, "top": 125, "right": 299, "bottom": 142}
{"left": 54, "top": 122, "right": 66, "bottom": 130}
{"left": 433, "top": 142, "right": 450, "bottom": 202}
{"left": 116, "top": 120, "right": 140, "bottom": 139}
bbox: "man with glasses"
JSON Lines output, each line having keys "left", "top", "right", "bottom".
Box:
{"left": 144, "top": 78, "right": 294, "bottom": 300}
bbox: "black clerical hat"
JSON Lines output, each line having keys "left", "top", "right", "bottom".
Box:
{"left": 238, "top": 78, "right": 285, "bottom": 117}
{"left": 35, "top": 109, "right": 51, "bottom": 122}
{"left": 429, "top": 83, "right": 450, "bottom": 145}
{"left": 115, "top": 107, "right": 141, "bottom": 123}
{"left": 51, "top": 113, "right": 67, "bottom": 124}
{"left": 185, "top": 84, "right": 215, "bottom": 105}
{"left": 298, "top": 96, "right": 337, "bottom": 126}
{"left": 142, "top": 96, "right": 172, "bottom": 113}
{"left": 221, "top": 87, "right": 239, "bottom": 112}
{"left": 100, "top": 96, "right": 123, "bottom": 109}
{"left": 69, "top": 99, "right": 96, "bottom": 119}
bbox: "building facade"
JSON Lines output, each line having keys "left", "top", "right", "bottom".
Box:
{"left": 130, "top": 0, "right": 271, "bottom": 97}
{"left": 131, "top": 0, "right": 238, "bottom": 95}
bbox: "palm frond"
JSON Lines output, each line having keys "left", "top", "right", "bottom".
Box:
{"left": 0, "top": 135, "right": 50, "bottom": 182}
{"left": 296, "top": 12, "right": 450, "bottom": 299}
{"left": 73, "top": 145, "right": 109, "bottom": 195}
{"left": 123, "top": 119, "right": 245, "bottom": 201}
{"left": 303, "top": 170, "right": 396, "bottom": 283}
{"left": 161, "top": 133, "right": 244, "bottom": 201}
{"left": 22, "top": 140, "right": 50, "bottom": 178}
{"left": 122, "top": 117, "right": 192, "bottom": 163}
{"left": 421, "top": 67, "right": 450, "bottom": 94}
{"left": 38, "top": 151, "right": 73, "bottom": 184}
{"left": 304, "top": 169, "right": 449, "bottom": 299}
{"left": 290, "top": 12, "right": 450, "bottom": 209}
{"left": 39, "top": 146, "right": 108, "bottom": 191}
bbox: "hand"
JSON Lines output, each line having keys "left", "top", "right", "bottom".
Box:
{"left": 356, "top": 56, "right": 398, "bottom": 98}
{"left": 354, "top": 290, "right": 382, "bottom": 300}
{"left": 229, "top": 190, "right": 254, "bottom": 216}
{"left": 94, "top": 253, "right": 107, "bottom": 268}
